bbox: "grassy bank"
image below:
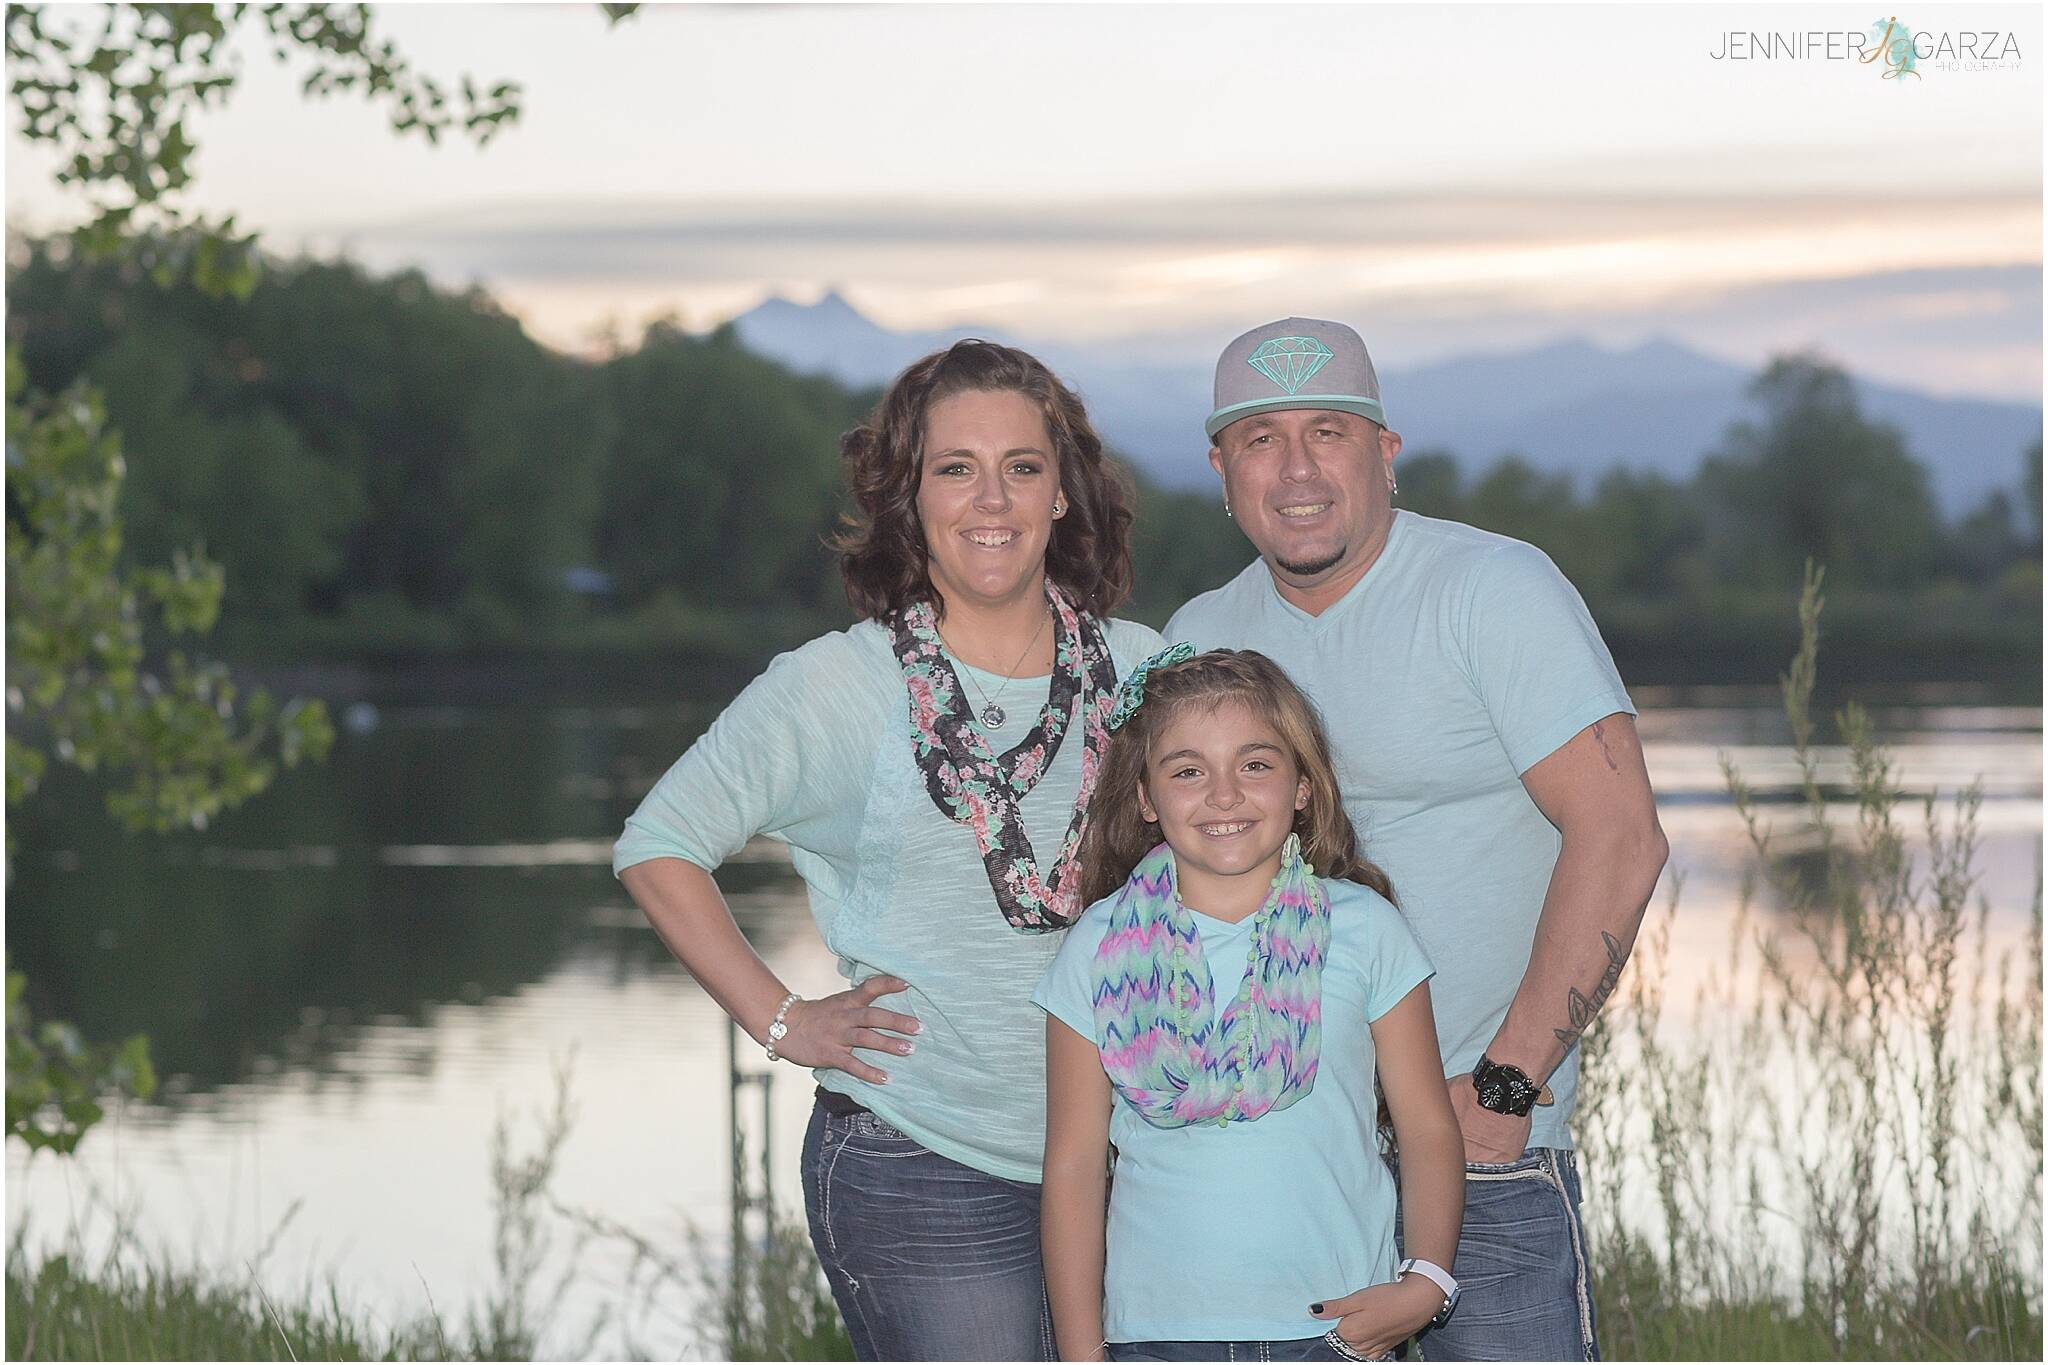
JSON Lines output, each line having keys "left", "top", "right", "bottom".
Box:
{"left": 3, "top": 1196, "right": 848, "bottom": 1362}
{"left": 6, "top": 1070, "right": 592, "bottom": 1361}
{"left": 9, "top": 1223, "right": 2033, "bottom": 1362}
{"left": 1576, "top": 569, "right": 2042, "bottom": 1362}
{"left": 7, "top": 1250, "right": 404, "bottom": 1362}
{"left": 1593, "top": 1250, "right": 2040, "bottom": 1361}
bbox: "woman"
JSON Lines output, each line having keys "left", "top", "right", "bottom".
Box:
{"left": 614, "top": 340, "right": 1165, "bottom": 1361}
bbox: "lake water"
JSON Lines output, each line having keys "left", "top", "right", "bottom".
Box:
{"left": 6, "top": 666, "right": 2039, "bottom": 1359}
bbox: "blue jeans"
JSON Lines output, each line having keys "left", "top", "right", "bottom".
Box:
{"left": 799, "top": 1099, "right": 1053, "bottom": 1361}
{"left": 1110, "top": 1336, "right": 1388, "bottom": 1361}
{"left": 1395, "top": 1148, "right": 1598, "bottom": 1361}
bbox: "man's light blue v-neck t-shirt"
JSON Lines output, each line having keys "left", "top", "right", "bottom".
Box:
{"left": 1165, "top": 511, "right": 1634, "bottom": 1150}
{"left": 614, "top": 615, "right": 1164, "bottom": 1181}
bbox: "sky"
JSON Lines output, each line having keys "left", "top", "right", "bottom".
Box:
{"left": 5, "top": 2, "right": 2043, "bottom": 398}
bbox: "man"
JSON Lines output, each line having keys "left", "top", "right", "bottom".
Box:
{"left": 1166, "top": 318, "right": 1668, "bottom": 1361}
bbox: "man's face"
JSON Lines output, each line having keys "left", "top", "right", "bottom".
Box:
{"left": 1208, "top": 408, "right": 1400, "bottom": 588}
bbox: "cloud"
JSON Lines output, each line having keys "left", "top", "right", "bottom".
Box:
{"left": 323, "top": 186, "right": 2040, "bottom": 266}
{"left": 293, "top": 190, "right": 2040, "bottom": 402}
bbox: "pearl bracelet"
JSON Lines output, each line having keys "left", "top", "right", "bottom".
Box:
{"left": 764, "top": 992, "right": 800, "bottom": 1062}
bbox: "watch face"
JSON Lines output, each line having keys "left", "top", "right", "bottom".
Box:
{"left": 1473, "top": 1059, "right": 1538, "bottom": 1116}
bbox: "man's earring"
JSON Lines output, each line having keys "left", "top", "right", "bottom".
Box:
{"left": 1387, "top": 473, "right": 1399, "bottom": 497}
{"left": 1223, "top": 493, "right": 1234, "bottom": 519}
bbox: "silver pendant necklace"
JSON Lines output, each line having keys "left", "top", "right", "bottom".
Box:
{"left": 945, "top": 609, "right": 1050, "bottom": 730}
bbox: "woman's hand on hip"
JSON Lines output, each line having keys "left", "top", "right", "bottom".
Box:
{"left": 773, "top": 975, "right": 921, "bottom": 1083}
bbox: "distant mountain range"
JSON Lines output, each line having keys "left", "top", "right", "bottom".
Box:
{"left": 730, "top": 292, "right": 2041, "bottom": 516}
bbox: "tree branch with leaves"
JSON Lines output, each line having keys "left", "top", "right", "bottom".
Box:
{"left": 4, "top": 0, "right": 637, "bottom": 1155}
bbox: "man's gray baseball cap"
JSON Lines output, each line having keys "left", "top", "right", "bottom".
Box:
{"left": 1204, "top": 317, "right": 1386, "bottom": 441}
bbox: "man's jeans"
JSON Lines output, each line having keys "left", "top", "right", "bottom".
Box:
{"left": 1395, "top": 1148, "right": 1598, "bottom": 1361}
{"left": 1109, "top": 1335, "right": 1390, "bottom": 1362}
{"left": 799, "top": 1100, "right": 1053, "bottom": 1361}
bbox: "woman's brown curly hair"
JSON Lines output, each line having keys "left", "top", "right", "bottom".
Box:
{"left": 834, "top": 340, "right": 1134, "bottom": 621}
{"left": 1077, "top": 649, "right": 1395, "bottom": 908}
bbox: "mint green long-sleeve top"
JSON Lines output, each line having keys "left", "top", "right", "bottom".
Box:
{"left": 615, "top": 615, "right": 1165, "bottom": 1180}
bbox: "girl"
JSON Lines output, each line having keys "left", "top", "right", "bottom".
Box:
{"left": 1033, "top": 647, "right": 1465, "bottom": 1362}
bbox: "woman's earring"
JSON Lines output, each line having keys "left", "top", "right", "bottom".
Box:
{"left": 1387, "top": 472, "right": 1399, "bottom": 497}
{"left": 1053, "top": 498, "right": 1066, "bottom": 518}
{"left": 1222, "top": 494, "right": 1234, "bottom": 519}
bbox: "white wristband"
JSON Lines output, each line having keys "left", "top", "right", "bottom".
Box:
{"left": 1397, "top": 1256, "right": 1457, "bottom": 1304}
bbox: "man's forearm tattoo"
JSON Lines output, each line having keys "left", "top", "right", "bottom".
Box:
{"left": 1554, "top": 930, "right": 1628, "bottom": 1051}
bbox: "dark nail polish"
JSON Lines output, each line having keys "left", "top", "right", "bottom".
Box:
{"left": 1309, "top": 1304, "right": 1324, "bottom": 1314}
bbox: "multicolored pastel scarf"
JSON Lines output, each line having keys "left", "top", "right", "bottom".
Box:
{"left": 890, "top": 580, "right": 1118, "bottom": 933}
{"left": 1092, "top": 835, "right": 1330, "bottom": 1127}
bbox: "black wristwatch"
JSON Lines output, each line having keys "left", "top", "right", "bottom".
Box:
{"left": 1471, "top": 1054, "right": 1545, "bottom": 1117}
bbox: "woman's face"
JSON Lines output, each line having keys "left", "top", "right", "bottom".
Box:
{"left": 917, "top": 388, "right": 1063, "bottom": 616}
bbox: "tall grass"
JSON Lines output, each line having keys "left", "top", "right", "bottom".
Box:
{"left": 1578, "top": 565, "right": 2043, "bottom": 1360}
{"left": 4, "top": 1066, "right": 598, "bottom": 1361}
{"left": 7, "top": 1239, "right": 387, "bottom": 1361}
{"left": 555, "top": 1135, "right": 851, "bottom": 1361}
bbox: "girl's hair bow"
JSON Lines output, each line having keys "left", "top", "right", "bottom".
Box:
{"left": 1107, "top": 641, "right": 1196, "bottom": 732}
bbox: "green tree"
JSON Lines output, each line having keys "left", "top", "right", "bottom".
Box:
{"left": 4, "top": 355, "right": 332, "bottom": 1150}
{"left": 6, "top": 971, "right": 155, "bottom": 1155}
{"left": 4, "top": 357, "right": 335, "bottom": 834}
{"left": 10, "top": 248, "right": 615, "bottom": 640}
{"left": 1123, "top": 477, "right": 1245, "bottom": 624}
{"left": 1943, "top": 489, "right": 2025, "bottom": 586}
{"left": 1461, "top": 454, "right": 1599, "bottom": 586}
{"left": 2022, "top": 438, "right": 2042, "bottom": 549}
{"left": 6, "top": 3, "right": 525, "bottom": 292}
{"left": 596, "top": 323, "right": 862, "bottom": 614}
{"left": 5, "top": 2, "right": 633, "bottom": 1152}
{"left": 1697, "top": 355, "right": 1941, "bottom": 590}
{"left": 1581, "top": 468, "right": 1706, "bottom": 600}
{"left": 227, "top": 260, "right": 608, "bottom": 634}
{"left": 1391, "top": 449, "right": 1464, "bottom": 524}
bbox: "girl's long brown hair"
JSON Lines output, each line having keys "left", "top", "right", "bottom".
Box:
{"left": 1078, "top": 649, "right": 1394, "bottom": 907}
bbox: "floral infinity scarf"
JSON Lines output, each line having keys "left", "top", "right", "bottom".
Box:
{"left": 889, "top": 580, "right": 1118, "bottom": 933}
{"left": 1092, "top": 835, "right": 1330, "bottom": 1127}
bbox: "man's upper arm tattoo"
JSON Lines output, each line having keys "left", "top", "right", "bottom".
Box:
{"left": 1554, "top": 929, "right": 1628, "bottom": 1051}
{"left": 1589, "top": 718, "right": 1621, "bottom": 774}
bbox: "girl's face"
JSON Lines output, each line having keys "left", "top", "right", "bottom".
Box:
{"left": 916, "top": 388, "right": 1062, "bottom": 616}
{"left": 1138, "top": 699, "right": 1310, "bottom": 889}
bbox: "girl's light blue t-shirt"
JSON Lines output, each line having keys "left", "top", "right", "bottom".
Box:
{"left": 1033, "top": 877, "right": 1435, "bottom": 1343}
{"left": 614, "top": 615, "right": 1165, "bottom": 1182}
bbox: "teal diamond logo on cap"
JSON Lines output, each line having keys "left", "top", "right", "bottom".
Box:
{"left": 1246, "top": 336, "right": 1334, "bottom": 394}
